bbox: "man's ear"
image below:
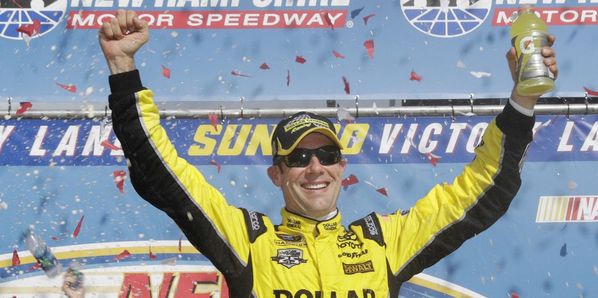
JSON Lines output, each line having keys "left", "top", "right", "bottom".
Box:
{"left": 267, "top": 165, "right": 283, "bottom": 187}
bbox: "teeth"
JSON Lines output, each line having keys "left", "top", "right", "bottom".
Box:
{"left": 303, "top": 183, "right": 327, "bottom": 190}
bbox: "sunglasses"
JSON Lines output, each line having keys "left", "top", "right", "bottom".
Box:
{"left": 274, "top": 145, "right": 342, "bottom": 168}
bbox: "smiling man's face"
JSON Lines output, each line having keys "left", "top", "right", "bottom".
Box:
{"left": 268, "top": 132, "right": 347, "bottom": 219}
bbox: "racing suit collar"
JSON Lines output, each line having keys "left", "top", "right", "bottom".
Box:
{"left": 280, "top": 208, "right": 343, "bottom": 237}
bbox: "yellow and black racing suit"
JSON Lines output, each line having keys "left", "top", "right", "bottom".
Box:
{"left": 109, "top": 70, "right": 534, "bottom": 297}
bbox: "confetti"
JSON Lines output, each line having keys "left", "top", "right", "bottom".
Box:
{"left": 100, "top": 140, "right": 121, "bottom": 151}
{"left": 469, "top": 71, "right": 492, "bottom": 78}
{"left": 342, "top": 76, "right": 350, "bottom": 94}
{"left": 72, "top": 215, "right": 84, "bottom": 238}
{"left": 351, "top": 6, "right": 364, "bottom": 19}
{"left": 332, "top": 50, "right": 345, "bottom": 59}
{"left": 231, "top": 70, "right": 251, "bottom": 78}
{"left": 12, "top": 249, "right": 20, "bottom": 266}
{"left": 376, "top": 188, "right": 388, "bottom": 197}
{"left": 372, "top": 102, "right": 379, "bottom": 115}
{"left": 295, "top": 56, "right": 306, "bottom": 64}
{"left": 178, "top": 236, "right": 183, "bottom": 252}
{"left": 149, "top": 247, "right": 157, "bottom": 260}
{"left": 208, "top": 113, "right": 219, "bottom": 131}
{"left": 337, "top": 107, "right": 354, "bottom": 123}
{"left": 425, "top": 153, "right": 440, "bottom": 167}
{"left": 560, "top": 243, "right": 567, "bottom": 257}
{"left": 51, "top": 236, "right": 59, "bottom": 241}
{"left": 456, "top": 60, "right": 467, "bottom": 69}
{"left": 409, "top": 71, "right": 422, "bottom": 82}
{"left": 341, "top": 174, "right": 359, "bottom": 190}
{"left": 568, "top": 180, "right": 578, "bottom": 190}
{"left": 510, "top": 292, "right": 520, "bottom": 298}
{"left": 16, "top": 102, "right": 32, "bottom": 116}
{"left": 210, "top": 159, "right": 222, "bottom": 173}
{"left": 161, "top": 65, "right": 171, "bottom": 79}
{"left": 113, "top": 170, "right": 126, "bottom": 193}
{"left": 323, "top": 13, "right": 335, "bottom": 29}
{"left": 286, "top": 69, "right": 291, "bottom": 86}
{"left": 17, "top": 19, "right": 41, "bottom": 37}
{"left": 29, "top": 262, "right": 42, "bottom": 271}
{"left": 363, "top": 13, "right": 376, "bottom": 25}
{"left": 583, "top": 87, "right": 598, "bottom": 96}
{"left": 259, "top": 63, "right": 270, "bottom": 70}
{"left": 56, "top": 82, "right": 77, "bottom": 93}
{"left": 114, "top": 249, "right": 131, "bottom": 261}
{"left": 363, "top": 39, "right": 374, "bottom": 59}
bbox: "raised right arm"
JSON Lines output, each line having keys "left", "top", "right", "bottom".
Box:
{"left": 99, "top": 10, "right": 255, "bottom": 284}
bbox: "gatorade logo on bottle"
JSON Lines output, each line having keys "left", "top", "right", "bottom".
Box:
{"left": 519, "top": 36, "right": 536, "bottom": 54}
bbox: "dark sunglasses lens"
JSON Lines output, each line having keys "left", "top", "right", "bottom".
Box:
{"left": 316, "top": 146, "right": 341, "bottom": 165}
{"left": 285, "top": 150, "right": 311, "bottom": 167}
{"left": 284, "top": 146, "right": 340, "bottom": 167}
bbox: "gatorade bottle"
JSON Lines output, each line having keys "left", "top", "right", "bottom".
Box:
{"left": 25, "top": 230, "right": 62, "bottom": 278}
{"left": 510, "top": 7, "right": 554, "bottom": 96}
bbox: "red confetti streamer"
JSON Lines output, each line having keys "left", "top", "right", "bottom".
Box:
{"left": 295, "top": 56, "right": 306, "bottom": 64}
{"left": 101, "top": 140, "right": 121, "bottom": 150}
{"left": 12, "top": 249, "right": 20, "bottom": 266}
{"left": 161, "top": 65, "right": 171, "bottom": 79}
{"left": 56, "top": 82, "right": 77, "bottom": 93}
{"left": 342, "top": 76, "right": 351, "bottom": 95}
{"left": 113, "top": 170, "right": 126, "bottom": 193}
{"left": 178, "top": 236, "right": 183, "bottom": 252}
{"left": 341, "top": 174, "right": 359, "bottom": 190}
{"left": 323, "top": 13, "right": 334, "bottom": 29}
{"left": 583, "top": 87, "right": 598, "bottom": 96}
{"left": 363, "top": 39, "right": 375, "bottom": 59}
{"left": 51, "top": 236, "right": 60, "bottom": 241}
{"left": 208, "top": 113, "right": 219, "bottom": 131}
{"left": 410, "top": 71, "right": 423, "bottom": 82}
{"left": 72, "top": 215, "right": 84, "bottom": 238}
{"left": 363, "top": 13, "right": 376, "bottom": 25}
{"left": 425, "top": 153, "right": 440, "bottom": 167}
{"left": 17, "top": 19, "right": 41, "bottom": 37}
{"left": 231, "top": 70, "right": 251, "bottom": 77}
{"left": 510, "top": 292, "right": 520, "bottom": 298}
{"left": 376, "top": 188, "right": 388, "bottom": 197}
{"left": 286, "top": 69, "right": 291, "bottom": 86}
{"left": 114, "top": 249, "right": 131, "bottom": 261}
{"left": 149, "top": 247, "right": 157, "bottom": 260}
{"left": 332, "top": 50, "right": 345, "bottom": 59}
{"left": 259, "top": 63, "right": 270, "bottom": 70}
{"left": 210, "top": 159, "right": 222, "bottom": 173}
{"left": 16, "top": 102, "right": 32, "bottom": 116}
{"left": 29, "top": 261, "right": 42, "bottom": 271}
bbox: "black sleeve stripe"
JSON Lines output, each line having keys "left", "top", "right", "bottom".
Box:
{"left": 350, "top": 212, "right": 385, "bottom": 246}
{"left": 396, "top": 134, "right": 525, "bottom": 282}
{"left": 241, "top": 208, "right": 268, "bottom": 243}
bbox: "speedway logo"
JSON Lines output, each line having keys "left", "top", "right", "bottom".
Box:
{"left": 400, "top": 0, "right": 598, "bottom": 38}
{"left": 0, "top": 0, "right": 66, "bottom": 40}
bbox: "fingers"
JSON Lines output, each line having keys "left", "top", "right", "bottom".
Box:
{"left": 542, "top": 47, "right": 558, "bottom": 79}
{"left": 547, "top": 34, "right": 556, "bottom": 47}
{"left": 100, "top": 9, "right": 145, "bottom": 41}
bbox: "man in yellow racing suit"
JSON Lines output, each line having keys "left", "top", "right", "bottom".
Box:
{"left": 99, "top": 10, "right": 558, "bottom": 298}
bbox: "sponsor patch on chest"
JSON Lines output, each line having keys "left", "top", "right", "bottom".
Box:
{"left": 271, "top": 248, "right": 308, "bottom": 269}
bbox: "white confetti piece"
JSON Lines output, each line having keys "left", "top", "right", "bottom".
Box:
{"left": 456, "top": 60, "right": 466, "bottom": 69}
{"left": 470, "top": 71, "right": 492, "bottom": 78}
